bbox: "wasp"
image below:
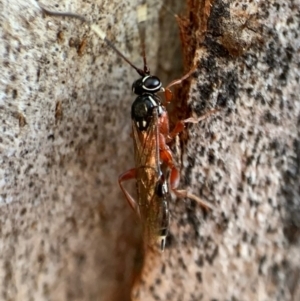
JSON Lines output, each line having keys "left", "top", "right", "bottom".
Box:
{"left": 38, "top": 4, "right": 215, "bottom": 251}
{"left": 118, "top": 59, "right": 215, "bottom": 250}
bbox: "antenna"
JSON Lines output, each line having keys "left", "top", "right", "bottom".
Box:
{"left": 38, "top": 4, "right": 147, "bottom": 77}
{"left": 136, "top": 4, "right": 150, "bottom": 74}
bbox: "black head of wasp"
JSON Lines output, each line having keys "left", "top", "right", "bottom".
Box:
{"left": 38, "top": 3, "right": 215, "bottom": 251}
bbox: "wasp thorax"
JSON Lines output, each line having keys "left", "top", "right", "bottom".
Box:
{"left": 132, "top": 75, "right": 162, "bottom": 95}
{"left": 131, "top": 94, "right": 159, "bottom": 131}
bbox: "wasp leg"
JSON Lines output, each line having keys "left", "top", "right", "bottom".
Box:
{"left": 164, "top": 65, "right": 197, "bottom": 103}
{"left": 183, "top": 109, "right": 220, "bottom": 124}
{"left": 165, "top": 109, "right": 220, "bottom": 143}
{"left": 159, "top": 138, "right": 181, "bottom": 189}
{"left": 118, "top": 168, "right": 140, "bottom": 217}
{"left": 166, "top": 121, "right": 185, "bottom": 143}
{"left": 172, "top": 189, "right": 215, "bottom": 210}
{"left": 159, "top": 134, "right": 174, "bottom": 165}
{"left": 160, "top": 145, "right": 214, "bottom": 211}
{"left": 168, "top": 165, "right": 214, "bottom": 210}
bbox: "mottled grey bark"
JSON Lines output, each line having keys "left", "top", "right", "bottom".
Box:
{"left": 1, "top": 0, "right": 299, "bottom": 301}
{"left": 0, "top": 0, "right": 161, "bottom": 300}
{"left": 133, "top": 1, "right": 300, "bottom": 301}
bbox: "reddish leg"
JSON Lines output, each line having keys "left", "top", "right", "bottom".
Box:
{"left": 158, "top": 96, "right": 218, "bottom": 143}
{"left": 159, "top": 130, "right": 181, "bottom": 190}
{"left": 159, "top": 90, "right": 219, "bottom": 144}
{"left": 172, "top": 189, "right": 215, "bottom": 210}
{"left": 165, "top": 109, "right": 220, "bottom": 143}
{"left": 183, "top": 109, "right": 219, "bottom": 124}
{"left": 158, "top": 104, "right": 215, "bottom": 211}
{"left": 118, "top": 168, "right": 140, "bottom": 217}
{"left": 160, "top": 139, "right": 214, "bottom": 211}
{"left": 164, "top": 65, "right": 197, "bottom": 103}
{"left": 166, "top": 121, "right": 185, "bottom": 143}
{"left": 169, "top": 163, "right": 215, "bottom": 210}
{"left": 159, "top": 134, "right": 172, "bottom": 162}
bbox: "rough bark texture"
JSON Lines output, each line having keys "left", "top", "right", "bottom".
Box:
{"left": 132, "top": 1, "right": 300, "bottom": 301}
{"left": 1, "top": 1, "right": 299, "bottom": 301}
{"left": 0, "top": 0, "right": 161, "bottom": 300}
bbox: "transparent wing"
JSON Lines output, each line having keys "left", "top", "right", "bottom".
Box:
{"left": 132, "top": 108, "right": 160, "bottom": 204}
{"left": 132, "top": 108, "right": 163, "bottom": 246}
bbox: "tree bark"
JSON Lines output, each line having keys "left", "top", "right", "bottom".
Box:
{"left": 132, "top": 1, "right": 300, "bottom": 301}
{"left": 1, "top": 1, "right": 299, "bottom": 301}
{"left": 0, "top": 0, "right": 161, "bottom": 300}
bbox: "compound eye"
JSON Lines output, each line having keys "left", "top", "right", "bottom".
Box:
{"left": 143, "top": 76, "right": 161, "bottom": 92}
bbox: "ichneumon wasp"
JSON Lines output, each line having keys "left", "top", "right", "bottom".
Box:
{"left": 38, "top": 3, "right": 215, "bottom": 251}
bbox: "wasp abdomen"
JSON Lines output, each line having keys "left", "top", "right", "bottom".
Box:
{"left": 158, "top": 199, "right": 170, "bottom": 251}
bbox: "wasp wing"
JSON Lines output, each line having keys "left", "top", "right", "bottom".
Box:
{"left": 132, "top": 108, "right": 164, "bottom": 246}
{"left": 132, "top": 107, "right": 160, "bottom": 205}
